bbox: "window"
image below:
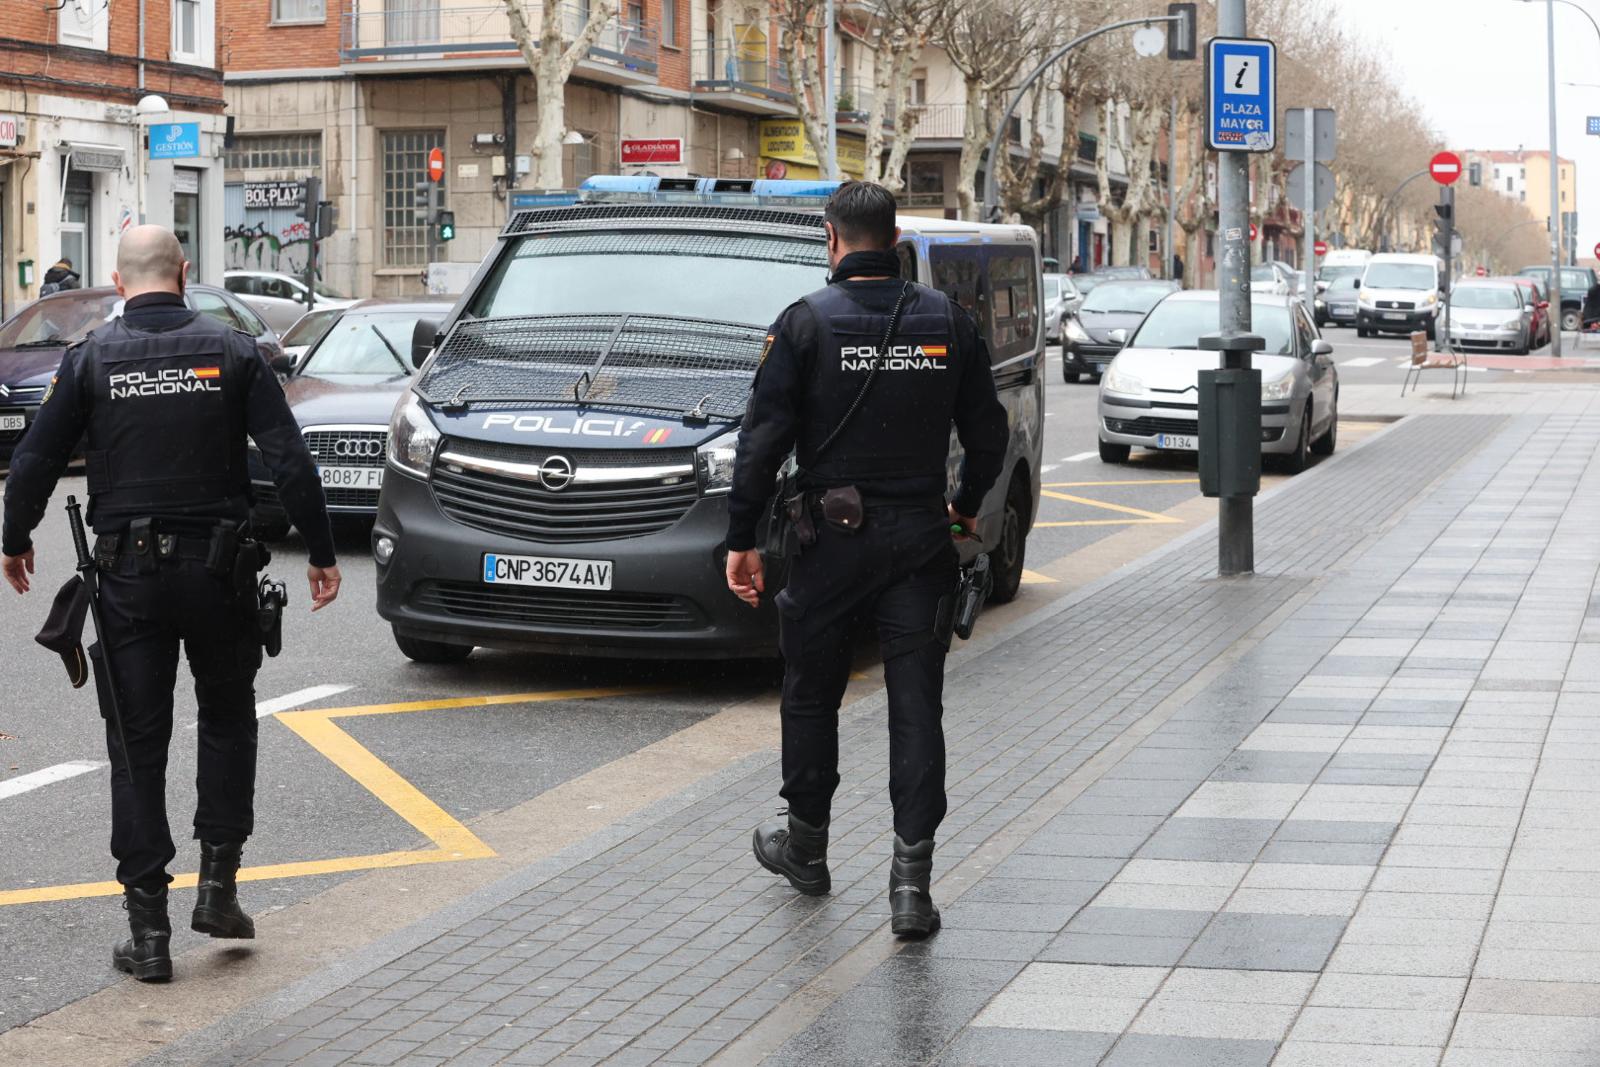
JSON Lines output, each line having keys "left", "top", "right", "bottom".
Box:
{"left": 984, "top": 248, "right": 1037, "bottom": 362}
{"left": 225, "top": 133, "right": 321, "bottom": 172}
{"left": 383, "top": 130, "right": 446, "bottom": 268}
{"left": 626, "top": 1, "right": 643, "bottom": 29}
{"left": 172, "top": 0, "right": 205, "bottom": 61}
{"left": 910, "top": 70, "right": 927, "bottom": 107}
{"left": 226, "top": 294, "right": 269, "bottom": 336}
{"left": 1506, "top": 177, "right": 1513, "bottom": 192}
{"left": 1294, "top": 307, "right": 1315, "bottom": 356}
{"left": 662, "top": 0, "right": 678, "bottom": 46}
{"left": 272, "top": 0, "right": 325, "bottom": 22}
{"left": 191, "top": 290, "right": 246, "bottom": 331}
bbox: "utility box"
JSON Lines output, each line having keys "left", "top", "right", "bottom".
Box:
{"left": 1197, "top": 367, "right": 1262, "bottom": 498}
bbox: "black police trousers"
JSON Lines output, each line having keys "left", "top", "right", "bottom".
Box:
{"left": 90, "top": 554, "right": 262, "bottom": 889}
{"left": 773, "top": 501, "right": 958, "bottom": 844}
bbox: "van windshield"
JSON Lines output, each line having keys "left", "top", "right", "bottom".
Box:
{"left": 468, "top": 231, "right": 830, "bottom": 326}
{"left": 1364, "top": 263, "right": 1436, "bottom": 290}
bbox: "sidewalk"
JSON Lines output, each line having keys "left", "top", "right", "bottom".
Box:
{"left": 192, "top": 398, "right": 1600, "bottom": 1065}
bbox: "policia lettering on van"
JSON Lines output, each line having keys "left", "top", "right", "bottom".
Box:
{"left": 372, "top": 176, "right": 1044, "bottom": 664}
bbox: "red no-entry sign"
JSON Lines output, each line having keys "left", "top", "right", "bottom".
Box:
{"left": 1313, "top": 240, "right": 1328, "bottom": 257}
{"left": 427, "top": 147, "right": 445, "bottom": 182}
{"left": 1430, "top": 151, "right": 1462, "bottom": 185}
{"left": 1249, "top": 223, "right": 1259, "bottom": 241}
{"left": 1593, "top": 241, "right": 1600, "bottom": 261}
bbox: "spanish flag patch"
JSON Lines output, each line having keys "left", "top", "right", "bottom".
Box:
{"left": 922, "top": 345, "right": 948, "bottom": 358}
{"left": 759, "top": 333, "right": 775, "bottom": 364}
{"left": 643, "top": 428, "right": 672, "bottom": 445}
{"left": 192, "top": 366, "right": 222, "bottom": 379}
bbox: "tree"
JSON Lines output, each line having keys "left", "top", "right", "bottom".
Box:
{"left": 858, "top": 0, "right": 949, "bottom": 190}
{"left": 505, "top": 0, "right": 620, "bottom": 189}
{"left": 774, "top": 0, "right": 837, "bottom": 178}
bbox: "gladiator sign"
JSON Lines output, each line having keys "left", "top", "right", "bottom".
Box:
{"left": 840, "top": 343, "right": 949, "bottom": 372}
{"left": 109, "top": 366, "right": 222, "bottom": 399}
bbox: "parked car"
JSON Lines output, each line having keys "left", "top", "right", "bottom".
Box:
{"left": 1504, "top": 276, "right": 1552, "bottom": 348}
{"left": 1518, "top": 265, "right": 1597, "bottom": 333}
{"left": 224, "top": 270, "right": 356, "bottom": 334}
{"left": 1315, "top": 274, "right": 1361, "bottom": 328}
{"left": 1250, "top": 260, "right": 1300, "bottom": 296}
{"left": 1094, "top": 265, "right": 1153, "bottom": 281}
{"left": 1314, "top": 264, "right": 1364, "bottom": 296}
{"left": 277, "top": 305, "right": 343, "bottom": 373}
{"left": 1357, "top": 253, "right": 1445, "bottom": 339}
{"left": 1042, "top": 273, "right": 1082, "bottom": 343}
{"left": 0, "top": 285, "right": 282, "bottom": 468}
{"left": 1446, "top": 279, "right": 1537, "bottom": 355}
{"left": 1098, "top": 290, "right": 1338, "bottom": 474}
{"left": 247, "top": 299, "right": 453, "bottom": 538}
{"left": 1061, "top": 279, "right": 1179, "bottom": 383}
{"left": 1070, "top": 272, "right": 1104, "bottom": 296}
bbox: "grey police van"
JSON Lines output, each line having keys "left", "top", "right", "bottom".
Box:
{"left": 374, "top": 176, "right": 1045, "bottom": 663}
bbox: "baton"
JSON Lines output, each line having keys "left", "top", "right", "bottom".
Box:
{"left": 65, "top": 496, "right": 133, "bottom": 780}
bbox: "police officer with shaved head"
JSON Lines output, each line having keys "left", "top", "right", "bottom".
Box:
{"left": 1, "top": 225, "right": 341, "bottom": 982}
{"left": 725, "top": 181, "right": 1008, "bottom": 937}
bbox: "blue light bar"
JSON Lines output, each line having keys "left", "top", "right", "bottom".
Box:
{"left": 578, "top": 175, "right": 841, "bottom": 207}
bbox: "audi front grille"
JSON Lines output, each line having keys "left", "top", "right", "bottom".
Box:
{"left": 303, "top": 427, "right": 387, "bottom": 509}
{"left": 429, "top": 437, "right": 700, "bottom": 543}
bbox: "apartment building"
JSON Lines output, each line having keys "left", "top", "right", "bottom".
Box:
{"left": 0, "top": 0, "right": 228, "bottom": 316}
{"left": 1465, "top": 148, "right": 1577, "bottom": 246}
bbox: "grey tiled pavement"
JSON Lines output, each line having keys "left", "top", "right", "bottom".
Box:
{"left": 198, "top": 406, "right": 1600, "bottom": 1066}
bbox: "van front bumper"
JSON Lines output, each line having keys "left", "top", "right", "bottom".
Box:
{"left": 373, "top": 467, "right": 778, "bottom": 659}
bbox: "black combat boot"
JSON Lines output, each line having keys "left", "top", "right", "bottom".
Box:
{"left": 190, "top": 841, "right": 255, "bottom": 939}
{"left": 751, "top": 812, "right": 831, "bottom": 896}
{"left": 112, "top": 885, "right": 172, "bottom": 982}
{"left": 889, "top": 836, "right": 940, "bottom": 939}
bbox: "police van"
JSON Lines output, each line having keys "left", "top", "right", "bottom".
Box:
{"left": 374, "top": 176, "right": 1044, "bottom": 663}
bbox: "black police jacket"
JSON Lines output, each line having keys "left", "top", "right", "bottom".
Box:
{"left": 726, "top": 255, "right": 1010, "bottom": 552}
{"left": 2, "top": 292, "right": 337, "bottom": 566}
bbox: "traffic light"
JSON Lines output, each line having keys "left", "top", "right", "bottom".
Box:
{"left": 316, "top": 201, "right": 338, "bottom": 237}
{"left": 1467, "top": 161, "right": 1482, "bottom": 187}
{"left": 297, "top": 177, "right": 321, "bottom": 224}
{"left": 1166, "top": 3, "right": 1197, "bottom": 61}
{"left": 437, "top": 210, "right": 455, "bottom": 242}
{"left": 1432, "top": 199, "right": 1454, "bottom": 260}
{"left": 414, "top": 182, "right": 433, "bottom": 225}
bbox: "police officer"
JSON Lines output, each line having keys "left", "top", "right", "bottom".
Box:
{"left": 1, "top": 226, "right": 340, "bottom": 982}
{"left": 725, "top": 182, "right": 1008, "bottom": 937}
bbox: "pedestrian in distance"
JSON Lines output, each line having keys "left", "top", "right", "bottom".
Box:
{"left": 1, "top": 225, "right": 342, "bottom": 982}
{"left": 724, "top": 181, "right": 1009, "bottom": 937}
{"left": 40, "top": 257, "right": 80, "bottom": 295}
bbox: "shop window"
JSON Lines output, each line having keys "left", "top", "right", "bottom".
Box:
{"left": 382, "top": 130, "right": 446, "bottom": 268}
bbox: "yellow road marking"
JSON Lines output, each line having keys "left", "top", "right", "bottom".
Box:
{"left": 1021, "top": 569, "right": 1059, "bottom": 584}
{"left": 1044, "top": 478, "right": 1200, "bottom": 488}
{"left": 1041, "top": 489, "right": 1184, "bottom": 525}
{"left": 0, "top": 687, "right": 648, "bottom": 908}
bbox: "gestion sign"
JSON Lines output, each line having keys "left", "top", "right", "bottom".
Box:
{"left": 1206, "top": 36, "right": 1276, "bottom": 152}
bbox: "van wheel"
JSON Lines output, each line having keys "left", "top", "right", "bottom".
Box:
{"left": 1099, "top": 439, "right": 1131, "bottom": 464}
{"left": 1063, "top": 365, "right": 1080, "bottom": 384}
{"left": 1357, "top": 324, "right": 1370, "bottom": 338}
{"left": 987, "top": 477, "right": 1029, "bottom": 605}
{"left": 394, "top": 627, "right": 474, "bottom": 664}
{"left": 1563, "top": 308, "right": 1581, "bottom": 332}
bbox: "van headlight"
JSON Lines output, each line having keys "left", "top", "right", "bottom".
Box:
{"left": 1359, "top": 289, "right": 1373, "bottom": 304}
{"left": 1262, "top": 374, "right": 1296, "bottom": 401}
{"left": 1064, "top": 316, "right": 1091, "bottom": 344}
{"left": 1422, "top": 292, "right": 1437, "bottom": 306}
{"left": 1103, "top": 366, "right": 1144, "bottom": 395}
{"left": 388, "top": 391, "right": 441, "bottom": 477}
{"left": 696, "top": 430, "right": 740, "bottom": 495}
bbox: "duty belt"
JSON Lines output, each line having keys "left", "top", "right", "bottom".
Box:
{"left": 93, "top": 517, "right": 243, "bottom": 575}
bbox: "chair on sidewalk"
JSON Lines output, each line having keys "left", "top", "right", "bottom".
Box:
{"left": 1401, "top": 330, "right": 1467, "bottom": 399}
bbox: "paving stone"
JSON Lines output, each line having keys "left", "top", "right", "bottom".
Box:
{"left": 937, "top": 1026, "right": 1116, "bottom": 1066}
{"left": 1100, "top": 1033, "right": 1279, "bottom": 1066}
{"left": 1183, "top": 913, "right": 1347, "bottom": 972}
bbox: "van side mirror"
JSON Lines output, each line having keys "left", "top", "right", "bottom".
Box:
{"left": 1108, "top": 328, "right": 1129, "bottom": 346}
{"left": 1310, "top": 339, "right": 1333, "bottom": 357}
{"left": 268, "top": 354, "right": 294, "bottom": 375}
{"left": 411, "top": 318, "right": 441, "bottom": 369}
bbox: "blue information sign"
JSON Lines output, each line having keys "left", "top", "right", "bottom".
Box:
{"left": 149, "top": 122, "right": 201, "bottom": 160}
{"left": 509, "top": 190, "right": 580, "bottom": 209}
{"left": 1587, "top": 115, "right": 1600, "bottom": 137}
{"left": 1207, "top": 37, "right": 1276, "bottom": 152}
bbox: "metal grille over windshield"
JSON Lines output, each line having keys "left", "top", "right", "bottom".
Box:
{"left": 415, "top": 314, "right": 767, "bottom": 420}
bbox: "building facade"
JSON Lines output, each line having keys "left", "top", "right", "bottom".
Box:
{"left": 0, "top": 0, "right": 228, "bottom": 317}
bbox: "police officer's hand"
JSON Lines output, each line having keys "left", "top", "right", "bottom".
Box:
{"left": 2, "top": 549, "right": 34, "bottom": 595}
{"left": 725, "top": 549, "right": 765, "bottom": 609}
{"left": 948, "top": 505, "right": 978, "bottom": 542}
{"left": 308, "top": 564, "right": 341, "bottom": 611}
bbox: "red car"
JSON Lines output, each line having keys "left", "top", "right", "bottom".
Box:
{"left": 1501, "top": 276, "right": 1551, "bottom": 349}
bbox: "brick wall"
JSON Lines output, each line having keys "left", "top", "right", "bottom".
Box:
{"left": 219, "top": 0, "right": 342, "bottom": 71}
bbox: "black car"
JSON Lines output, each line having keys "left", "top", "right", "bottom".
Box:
{"left": 1518, "top": 265, "right": 1598, "bottom": 333}
{"left": 1061, "top": 279, "right": 1179, "bottom": 383}
{"left": 0, "top": 285, "right": 282, "bottom": 468}
{"left": 247, "top": 299, "right": 453, "bottom": 538}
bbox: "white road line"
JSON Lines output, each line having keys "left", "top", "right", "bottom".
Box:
{"left": 184, "top": 683, "right": 355, "bottom": 729}
{"left": 0, "top": 761, "right": 105, "bottom": 801}
{"left": 1339, "top": 357, "right": 1384, "bottom": 368}
{"left": 1041, "top": 464, "right": 1059, "bottom": 474}
{"left": 1064, "top": 451, "right": 1099, "bottom": 462}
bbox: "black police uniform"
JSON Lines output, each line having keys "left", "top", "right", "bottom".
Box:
{"left": 727, "top": 250, "right": 1009, "bottom": 849}
{"left": 2, "top": 292, "right": 335, "bottom": 893}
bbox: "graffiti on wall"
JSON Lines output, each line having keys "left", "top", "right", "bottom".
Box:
{"left": 223, "top": 218, "right": 318, "bottom": 277}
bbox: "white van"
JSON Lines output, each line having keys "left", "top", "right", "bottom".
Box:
{"left": 1357, "top": 253, "right": 1445, "bottom": 339}
{"left": 1322, "top": 249, "right": 1372, "bottom": 270}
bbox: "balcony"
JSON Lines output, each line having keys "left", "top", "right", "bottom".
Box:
{"left": 691, "top": 38, "right": 793, "bottom": 113}
{"left": 906, "top": 105, "right": 1020, "bottom": 145}
{"left": 342, "top": 2, "right": 657, "bottom": 82}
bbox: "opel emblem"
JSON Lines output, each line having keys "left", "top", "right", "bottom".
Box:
{"left": 538, "top": 454, "right": 575, "bottom": 491}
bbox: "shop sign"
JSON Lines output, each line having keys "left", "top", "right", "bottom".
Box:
{"left": 0, "top": 115, "right": 18, "bottom": 149}
{"left": 244, "top": 181, "right": 306, "bottom": 209}
{"left": 620, "top": 138, "right": 683, "bottom": 166}
{"left": 150, "top": 122, "right": 201, "bottom": 160}
{"left": 758, "top": 120, "right": 865, "bottom": 178}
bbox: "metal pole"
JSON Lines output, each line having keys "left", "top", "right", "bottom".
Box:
{"left": 1302, "top": 107, "right": 1315, "bottom": 322}
{"left": 1166, "top": 93, "right": 1178, "bottom": 281}
{"left": 1548, "top": 0, "right": 1564, "bottom": 355}
{"left": 824, "top": 0, "right": 837, "bottom": 178}
{"left": 1217, "top": 0, "right": 1252, "bottom": 576}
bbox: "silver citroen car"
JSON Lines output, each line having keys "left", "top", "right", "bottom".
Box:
{"left": 1097, "top": 290, "right": 1339, "bottom": 474}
